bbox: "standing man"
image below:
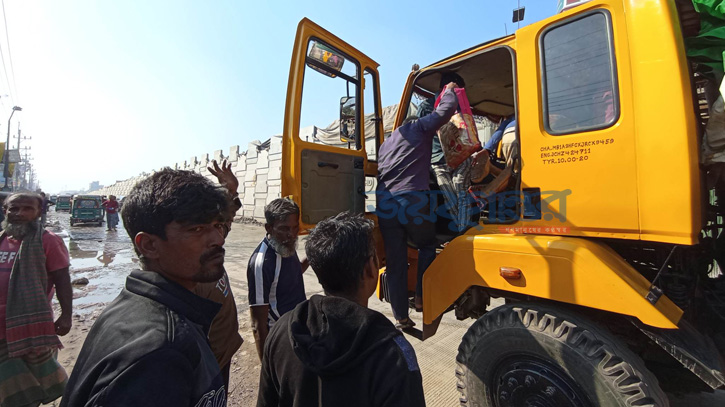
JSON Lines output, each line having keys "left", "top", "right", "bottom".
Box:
{"left": 376, "top": 81, "right": 458, "bottom": 329}
{"left": 61, "top": 168, "right": 229, "bottom": 407}
{"left": 101, "top": 195, "right": 119, "bottom": 231}
{"left": 247, "top": 198, "right": 308, "bottom": 360}
{"left": 257, "top": 212, "right": 425, "bottom": 407}
{"left": 39, "top": 192, "right": 54, "bottom": 227}
{"left": 0, "top": 192, "right": 72, "bottom": 406}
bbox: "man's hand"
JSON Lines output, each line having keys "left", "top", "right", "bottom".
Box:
{"left": 208, "top": 159, "right": 239, "bottom": 195}
{"left": 54, "top": 313, "right": 72, "bottom": 336}
{"left": 445, "top": 82, "right": 459, "bottom": 91}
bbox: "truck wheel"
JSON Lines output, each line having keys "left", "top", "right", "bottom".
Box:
{"left": 69, "top": 219, "right": 74, "bottom": 227}
{"left": 455, "top": 303, "right": 668, "bottom": 407}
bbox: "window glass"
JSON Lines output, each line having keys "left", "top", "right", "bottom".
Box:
{"left": 77, "top": 200, "right": 98, "bottom": 208}
{"left": 542, "top": 12, "right": 617, "bottom": 134}
{"left": 299, "top": 39, "right": 360, "bottom": 150}
{"left": 363, "top": 70, "right": 379, "bottom": 161}
{"left": 406, "top": 90, "right": 434, "bottom": 122}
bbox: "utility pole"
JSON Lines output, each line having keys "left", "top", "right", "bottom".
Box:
{"left": 14, "top": 123, "right": 32, "bottom": 191}
{"left": 2, "top": 106, "right": 22, "bottom": 191}
{"left": 19, "top": 148, "right": 31, "bottom": 190}
{"left": 14, "top": 123, "right": 31, "bottom": 154}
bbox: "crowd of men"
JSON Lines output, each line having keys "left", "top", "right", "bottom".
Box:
{"left": 0, "top": 75, "right": 479, "bottom": 406}
{"left": 0, "top": 173, "right": 427, "bottom": 406}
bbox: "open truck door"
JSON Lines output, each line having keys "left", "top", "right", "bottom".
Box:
{"left": 281, "top": 18, "right": 383, "bottom": 230}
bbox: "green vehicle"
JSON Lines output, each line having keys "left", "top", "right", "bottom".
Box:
{"left": 70, "top": 195, "right": 104, "bottom": 227}
{"left": 55, "top": 195, "right": 71, "bottom": 212}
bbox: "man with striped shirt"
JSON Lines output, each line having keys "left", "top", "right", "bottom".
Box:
{"left": 247, "top": 198, "right": 308, "bottom": 360}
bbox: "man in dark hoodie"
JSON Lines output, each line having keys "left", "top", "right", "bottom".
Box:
{"left": 60, "top": 168, "right": 229, "bottom": 407}
{"left": 257, "top": 212, "right": 425, "bottom": 407}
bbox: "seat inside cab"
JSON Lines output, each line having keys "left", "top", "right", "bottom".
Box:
{"left": 404, "top": 46, "right": 519, "bottom": 241}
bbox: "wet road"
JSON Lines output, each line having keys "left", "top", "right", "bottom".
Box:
{"left": 48, "top": 210, "right": 138, "bottom": 316}
{"left": 46, "top": 210, "right": 725, "bottom": 406}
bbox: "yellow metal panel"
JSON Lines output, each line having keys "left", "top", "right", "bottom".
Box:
{"left": 422, "top": 233, "right": 683, "bottom": 329}
{"left": 625, "top": 0, "right": 702, "bottom": 243}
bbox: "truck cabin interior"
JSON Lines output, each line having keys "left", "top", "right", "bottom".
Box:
{"left": 405, "top": 46, "right": 518, "bottom": 239}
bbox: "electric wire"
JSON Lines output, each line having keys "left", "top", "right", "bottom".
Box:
{"left": 2, "top": 0, "right": 19, "bottom": 104}
{"left": 0, "top": 0, "right": 12, "bottom": 108}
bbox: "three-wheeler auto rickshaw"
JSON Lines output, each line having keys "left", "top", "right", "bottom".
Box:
{"left": 70, "top": 195, "right": 104, "bottom": 226}
{"left": 55, "top": 195, "right": 71, "bottom": 212}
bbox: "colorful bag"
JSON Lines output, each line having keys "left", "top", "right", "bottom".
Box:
{"left": 435, "top": 88, "right": 481, "bottom": 169}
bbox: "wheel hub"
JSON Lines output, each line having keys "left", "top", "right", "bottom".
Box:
{"left": 493, "top": 358, "right": 590, "bottom": 407}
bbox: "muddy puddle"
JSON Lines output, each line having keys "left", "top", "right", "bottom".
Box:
{"left": 50, "top": 212, "right": 139, "bottom": 316}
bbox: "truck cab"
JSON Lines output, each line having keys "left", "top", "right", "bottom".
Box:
{"left": 281, "top": 1, "right": 725, "bottom": 404}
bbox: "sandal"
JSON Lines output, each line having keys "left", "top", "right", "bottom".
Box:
{"left": 395, "top": 318, "right": 416, "bottom": 330}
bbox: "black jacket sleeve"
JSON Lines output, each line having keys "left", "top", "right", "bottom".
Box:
{"left": 94, "top": 349, "right": 195, "bottom": 407}
{"left": 372, "top": 338, "right": 426, "bottom": 407}
{"left": 257, "top": 335, "right": 281, "bottom": 407}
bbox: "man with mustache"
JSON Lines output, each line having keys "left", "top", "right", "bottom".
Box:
{"left": 61, "top": 168, "right": 229, "bottom": 407}
{"left": 0, "top": 193, "right": 71, "bottom": 407}
{"left": 247, "top": 198, "right": 309, "bottom": 360}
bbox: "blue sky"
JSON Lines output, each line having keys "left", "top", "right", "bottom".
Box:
{"left": 4, "top": 0, "right": 557, "bottom": 193}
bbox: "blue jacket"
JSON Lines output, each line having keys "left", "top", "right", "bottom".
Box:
{"left": 484, "top": 117, "right": 515, "bottom": 153}
{"left": 60, "top": 270, "right": 225, "bottom": 407}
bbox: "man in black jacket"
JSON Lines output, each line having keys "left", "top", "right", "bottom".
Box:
{"left": 60, "top": 168, "right": 230, "bottom": 407}
{"left": 257, "top": 212, "right": 426, "bottom": 407}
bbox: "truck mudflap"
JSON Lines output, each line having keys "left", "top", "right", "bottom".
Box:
{"left": 634, "top": 319, "right": 725, "bottom": 389}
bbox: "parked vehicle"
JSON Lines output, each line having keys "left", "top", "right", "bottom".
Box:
{"left": 55, "top": 195, "right": 71, "bottom": 212}
{"left": 70, "top": 195, "right": 104, "bottom": 226}
{"left": 282, "top": 1, "right": 725, "bottom": 404}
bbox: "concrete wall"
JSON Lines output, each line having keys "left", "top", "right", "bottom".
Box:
{"left": 93, "top": 136, "right": 284, "bottom": 222}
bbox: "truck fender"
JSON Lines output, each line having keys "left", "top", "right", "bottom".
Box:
{"left": 422, "top": 233, "right": 683, "bottom": 331}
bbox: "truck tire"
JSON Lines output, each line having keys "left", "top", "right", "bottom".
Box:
{"left": 455, "top": 303, "right": 668, "bottom": 407}
{"left": 69, "top": 219, "right": 74, "bottom": 227}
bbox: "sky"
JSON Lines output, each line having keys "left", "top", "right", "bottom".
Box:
{"left": 1, "top": 0, "right": 558, "bottom": 193}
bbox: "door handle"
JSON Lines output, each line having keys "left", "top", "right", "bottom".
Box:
{"left": 318, "top": 162, "right": 339, "bottom": 169}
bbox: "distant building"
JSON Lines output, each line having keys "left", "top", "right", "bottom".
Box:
{"left": 88, "top": 181, "right": 102, "bottom": 192}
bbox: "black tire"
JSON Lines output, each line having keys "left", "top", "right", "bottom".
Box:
{"left": 456, "top": 303, "right": 668, "bottom": 407}
{"left": 69, "top": 219, "right": 75, "bottom": 227}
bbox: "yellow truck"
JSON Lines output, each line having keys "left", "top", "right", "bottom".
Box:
{"left": 281, "top": 1, "right": 725, "bottom": 405}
